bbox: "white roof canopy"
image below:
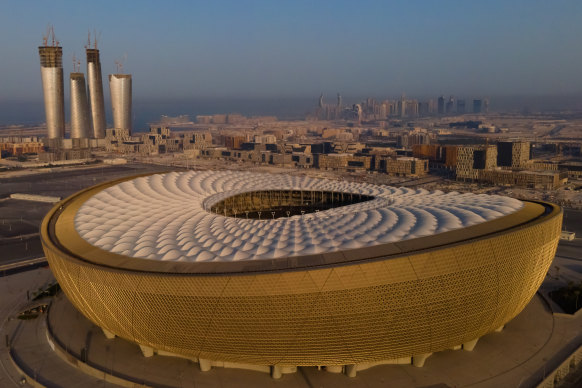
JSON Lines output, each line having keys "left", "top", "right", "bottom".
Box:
{"left": 75, "top": 171, "right": 523, "bottom": 262}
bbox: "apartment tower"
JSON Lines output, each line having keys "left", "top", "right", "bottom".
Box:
{"left": 109, "top": 74, "right": 132, "bottom": 132}
{"left": 86, "top": 46, "right": 107, "bottom": 138}
{"left": 69, "top": 73, "right": 91, "bottom": 139}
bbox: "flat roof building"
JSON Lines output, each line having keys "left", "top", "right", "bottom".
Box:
{"left": 497, "top": 141, "right": 531, "bottom": 168}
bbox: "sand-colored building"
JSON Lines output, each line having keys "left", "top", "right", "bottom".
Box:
{"left": 375, "top": 156, "right": 429, "bottom": 177}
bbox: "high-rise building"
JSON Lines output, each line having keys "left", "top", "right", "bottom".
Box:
{"left": 109, "top": 74, "right": 132, "bottom": 132}
{"left": 418, "top": 101, "right": 429, "bottom": 116}
{"left": 406, "top": 100, "right": 419, "bottom": 117}
{"left": 69, "top": 73, "right": 91, "bottom": 139}
{"left": 86, "top": 47, "right": 106, "bottom": 138}
{"left": 398, "top": 94, "right": 406, "bottom": 118}
{"left": 428, "top": 99, "right": 437, "bottom": 114}
{"left": 356, "top": 104, "right": 363, "bottom": 122}
{"left": 457, "top": 99, "right": 466, "bottom": 114}
{"left": 473, "top": 99, "right": 482, "bottom": 114}
{"left": 437, "top": 96, "right": 445, "bottom": 114}
{"left": 379, "top": 102, "right": 387, "bottom": 119}
{"left": 445, "top": 96, "right": 455, "bottom": 114}
{"left": 38, "top": 30, "right": 65, "bottom": 139}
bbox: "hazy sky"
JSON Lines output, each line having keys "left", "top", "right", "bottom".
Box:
{"left": 1, "top": 0, "right": 581, "bottom": 101}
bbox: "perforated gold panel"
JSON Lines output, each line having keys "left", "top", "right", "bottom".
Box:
{"left": 41, "top": 179, "right": 562, "bottom": 367}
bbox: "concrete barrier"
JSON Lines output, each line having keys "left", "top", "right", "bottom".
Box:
{"left": 9, "top": 193, "right": 61, "bottom": 203}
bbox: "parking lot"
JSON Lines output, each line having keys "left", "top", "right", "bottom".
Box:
{"left": 0, "top": 163, "right": 176, "bottom": 264}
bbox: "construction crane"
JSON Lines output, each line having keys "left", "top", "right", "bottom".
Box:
{"left": 72, "top": 54, "right": 81, "bottom": 72}
{"left": 42, "top": 25, "right": 59, "bottom": 47}
{"left": 51, "top": 25, "right": 56, "bottom": 46}
{"left": 85, "top": 30, "right": 91, "bottom": 49}
{"left": 84, "top": 30, "right": 100, "bottom": 50}
{"left": 114, "top": 53, "right": 127, "bottom": 73}
{"left": 94, "top": 29, "right": 100, "bottom": 49}
{"left": 42, "top": 27, "right": 48, "bottom": 46}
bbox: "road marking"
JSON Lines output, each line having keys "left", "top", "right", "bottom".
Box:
{"left": 0, "top": 257, "right": 47, "bottom": 271}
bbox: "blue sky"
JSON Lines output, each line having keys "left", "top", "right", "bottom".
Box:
{"left": 1, "top": 0, "right": 581, "bottom": 101}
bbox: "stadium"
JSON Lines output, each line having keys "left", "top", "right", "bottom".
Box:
{"left": 41, "top": 170, "right": 562, "bottom": 377}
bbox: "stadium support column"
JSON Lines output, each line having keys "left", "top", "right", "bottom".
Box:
{"left": 463, "top": 338, "right": 479, "bottom": 351}
{"left": 271, "top": 365, "right": 282, "bottom": 379}
{"left": 86, "top": 48, "right": 106, "bottom": 138}
{"left": 102, "top": 328, "right": 115, "bottom": 340}
{"left": 412, "top": 352, "right": 432, "bottom": 367}
{"left": 345, "top": 364, "right": 357, "bottom": 377}
{"left": 199, "top": 358, "right": 211, "bottom": 372}
{"left": 139, "top": 344, "right": 154, "bottom": 357}
{"left": 109, "top": 74, "right": 132, "bottom": 133}
{"left": 70, "top": 73, "right": 91, "bottom": 139}
{"left": 39, "top": 46, "right": 65, "bottom": 139}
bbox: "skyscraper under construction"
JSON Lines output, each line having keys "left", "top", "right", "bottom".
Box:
{"left": 38, "top": 28, "right": 65, "bottom": 139}
{"left": 109, "top": 74, "right": 132, "bottom": 133}
{"left": 69, "top": 72, "right": 91, "bottom": 139}
{"left": 86, "top": 37, "right": 106, "bottom": 139}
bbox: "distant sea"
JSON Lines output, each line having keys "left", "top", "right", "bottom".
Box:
{"left": 1, "top": 95, "right": 581, "bottom": 132}
{"left": 0, "top": 97, "right": 317, "bottom": 132}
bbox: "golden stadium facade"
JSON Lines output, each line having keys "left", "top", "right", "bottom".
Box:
{"left": 41, "top": 171, "right": 562, "bottom": 376}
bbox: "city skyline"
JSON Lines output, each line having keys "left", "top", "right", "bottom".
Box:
{"left": 1, "top": 0, "right": 582, "bottom": 103}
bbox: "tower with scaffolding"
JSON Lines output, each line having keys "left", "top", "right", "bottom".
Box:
{"left": 86, "top": 32, "right": 107, "bottom": 139}
{"left": 69, "top": 55, "right": 91, "bottom": 139}
{"left": 38, "top": 26, "right": 65, "bottom": 140}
